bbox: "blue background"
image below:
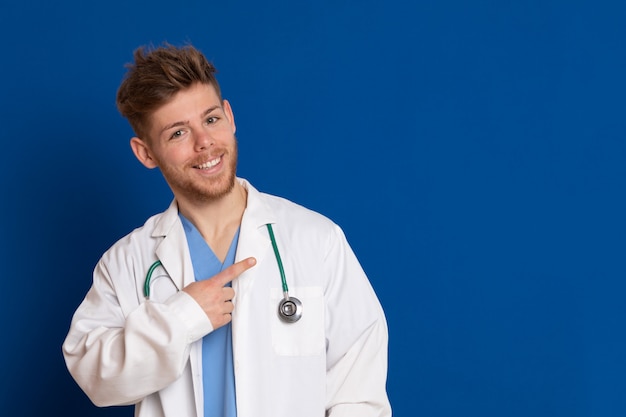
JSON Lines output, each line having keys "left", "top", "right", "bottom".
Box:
{"left": 1, "top": 1, "right": 625, "bottom": 416}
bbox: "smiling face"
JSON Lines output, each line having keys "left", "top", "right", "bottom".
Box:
{"left": 130, "top": 82, "right": 238, "bottom": 206}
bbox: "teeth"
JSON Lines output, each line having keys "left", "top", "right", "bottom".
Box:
{"left": 197, "top": 157, "right": 220, "bottom": 169}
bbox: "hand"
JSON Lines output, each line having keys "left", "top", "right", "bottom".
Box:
{"left": 182, "top": 257, "right": 256, "bottom": 329}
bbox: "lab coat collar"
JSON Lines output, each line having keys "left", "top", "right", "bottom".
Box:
{"left": 151, "top": 199, "right": 191, "bottom": 291}
{"left": 237, "top": 177, "right": 277, "bottom": 228}
{"left": 235, "top": 178, "right": 276, "bottom": 265}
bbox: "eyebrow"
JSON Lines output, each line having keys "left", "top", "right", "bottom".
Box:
{"left": 159, "top": 105, "right": 222, "bottom": 135}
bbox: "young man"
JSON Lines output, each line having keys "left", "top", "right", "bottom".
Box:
{"left": 62, "top": 43, "right": 391, "bottom": 417}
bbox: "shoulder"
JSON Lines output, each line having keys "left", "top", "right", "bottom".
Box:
{"left": 242, "top": 178, "right": 343, "bottom": 238}
{"left": 253, "top": 190, "right": 353, "bottom": 260}
{"left": 99, "top": 205, "right": 174, "bottom": 264}
{"left": 259, "top": 191, "right": 338, "bottom": 232}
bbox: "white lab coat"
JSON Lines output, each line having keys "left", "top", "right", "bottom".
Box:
{"left": 63, "top": 179, "right": 391, "bottom": 417}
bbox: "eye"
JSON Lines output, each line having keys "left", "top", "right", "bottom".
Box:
{"left": 206, "top": 116, "right": 219, "bottom": 124}
{"left": 169, "top": 130, "right": 184, "bottom": 140}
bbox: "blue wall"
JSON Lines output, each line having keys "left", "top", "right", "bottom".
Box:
{"left": 2, "top": 1, "right": 626, "bottom": 415}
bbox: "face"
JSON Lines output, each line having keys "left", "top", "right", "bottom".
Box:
{"left": 131, "top": 83, "right": 238, "bottom": 205}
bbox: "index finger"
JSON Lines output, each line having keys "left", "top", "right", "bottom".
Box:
{"left": 212, "top": 257, "right": 257, "bottom": 286}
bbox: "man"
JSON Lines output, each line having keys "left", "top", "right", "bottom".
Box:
{"left": 62, "top": 43, "right": 391, "bottom": 417}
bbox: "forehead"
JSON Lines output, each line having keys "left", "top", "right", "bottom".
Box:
{"left": 149, "top": 83, "right": 221, "bottom": 130}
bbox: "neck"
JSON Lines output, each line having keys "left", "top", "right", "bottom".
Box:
{"left": 177, "top": 181, "right": 248, "bottom": 261}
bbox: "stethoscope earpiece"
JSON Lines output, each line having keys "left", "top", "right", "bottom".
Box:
{"left": 278, "top": 296, "right": 302, "bottom": 323}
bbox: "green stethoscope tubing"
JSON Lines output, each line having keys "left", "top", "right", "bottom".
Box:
{"left": 144, "top": 260, "right": 163, "bottom": 298}
{"left": 143, "top": 224, "right": 301, "bottom": 322}
{"left": 266, "top": 223, "right": 289, "bottom": 294}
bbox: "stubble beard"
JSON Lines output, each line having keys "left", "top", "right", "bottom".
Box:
{"left": 161, "top": 141, "right": 239, "bottom": 204}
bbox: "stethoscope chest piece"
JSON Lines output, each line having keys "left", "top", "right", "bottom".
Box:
{"left": 278, "top": 296, "right": 302, "bottom": 323}
{"left": 268, "top": 223, "right": 303, "bottom": 324}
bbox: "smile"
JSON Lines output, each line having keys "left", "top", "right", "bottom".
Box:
{"left": 195, "top": 156, "right": 221, "bottom": 169}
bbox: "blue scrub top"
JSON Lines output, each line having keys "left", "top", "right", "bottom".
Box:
{"left": 180, "top": 214, "right": 239, "bottom": 417}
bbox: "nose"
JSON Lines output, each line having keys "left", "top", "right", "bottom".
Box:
{"left": 194, "top": 129, "right": 214, "bottom": 151}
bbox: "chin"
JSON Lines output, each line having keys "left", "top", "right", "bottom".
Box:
{"left": 190, "top": 173, "right": 237, "bottom": 202}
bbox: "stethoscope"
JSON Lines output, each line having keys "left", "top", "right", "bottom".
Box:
{"left": 143, "top": 223, "right": 302, "bottom": 323}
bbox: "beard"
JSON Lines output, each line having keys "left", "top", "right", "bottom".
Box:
{"left": 159, "top": 139, "right": 238, "bottom": 204}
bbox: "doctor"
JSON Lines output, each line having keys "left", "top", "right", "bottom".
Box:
{"left": 62, "top": 43, "right": 391, "bottom": 417}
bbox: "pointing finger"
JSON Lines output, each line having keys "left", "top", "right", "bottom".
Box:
{"left": 212, "top": 257, "right": 256, "bottom": 286}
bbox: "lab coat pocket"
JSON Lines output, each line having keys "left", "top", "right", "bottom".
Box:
{"left": 270, "top": 286, "right": 325, "bottom": 356}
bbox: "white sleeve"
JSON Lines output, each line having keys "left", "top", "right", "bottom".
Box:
{"left": 62, "top": 260, "right": 213, "bottom": 407}
{"left": 324, "top": 225, "right": 392, "bottom": 416}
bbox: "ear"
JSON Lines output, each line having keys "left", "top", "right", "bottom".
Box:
{"left": 130, "top": 137, "right": 159, "bottom": 169}
{"left": 222, "top": 99, "right": 236, "bottom": 134}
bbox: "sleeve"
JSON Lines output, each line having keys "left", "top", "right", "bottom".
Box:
{"left": 62, "top": 259, "right": 213, "bottom": 407}
{"left": 323, "top": 225, "right": 392, "bottom": 416}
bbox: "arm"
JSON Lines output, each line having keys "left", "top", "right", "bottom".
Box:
{"left": 324, "top": 226, "right": 392, "bottom": 416}
{"left": 326, "top": 318, "right": 391, "bottom": 416}
{"left": 62, "top": 259, "right": 212, "bottom": 407}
